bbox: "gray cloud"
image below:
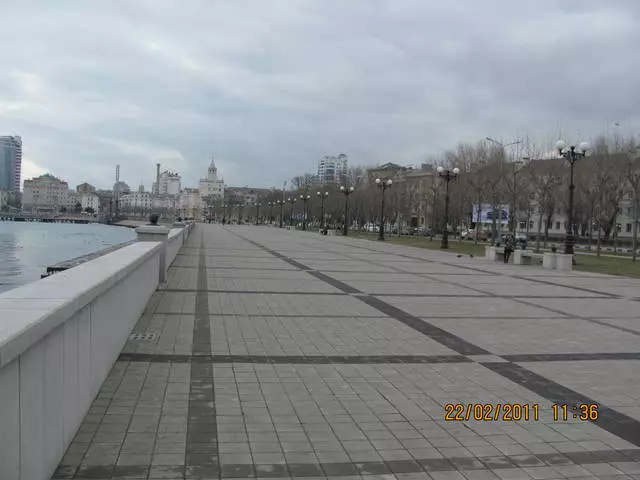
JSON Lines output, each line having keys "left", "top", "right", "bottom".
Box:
{"left": 1, "top": 0, "right": 639, "bottom": 190}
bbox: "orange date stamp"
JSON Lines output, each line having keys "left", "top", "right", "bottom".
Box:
{"left": 444, "top": 403, "right": 540, "bottom": 421}
{"left": 444, "top": 403, "right": 599, "bottom": 422}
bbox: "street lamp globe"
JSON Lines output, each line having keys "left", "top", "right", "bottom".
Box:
{"left": 453, "top": 167, "right": 460, "bottom": 175}
{"left": 317, "top": 191, "right": 321, "bottom": 196}
{"left": 555, "top": 140, "right": 567, "bottom": 152}
{"left": 299, "top": 195, "right": 303, "bottom": 199}
{"left": 579, "top": 142, "right": 590, "bottom": 153}
{"left": 436, "top": 166, "right": 444, "bottom": 174}
{"left": 375, "top": 178, "right": 381, "bottom": 185}
{"left": 386, "top": 179, "right": 393, "bottom": 186}
{"left": 340, "top": 186, "right": 345, "bottom": 191}
{"left": 349, "top": 186, "right": 354, "bottom": 192}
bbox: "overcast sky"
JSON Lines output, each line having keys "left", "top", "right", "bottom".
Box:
{"left": 1, "top": 0, "right": 639, "bottom": 191}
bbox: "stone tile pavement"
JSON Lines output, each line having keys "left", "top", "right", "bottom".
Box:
{"left": 52, "top": 225, "right": 640, "bottom": 479}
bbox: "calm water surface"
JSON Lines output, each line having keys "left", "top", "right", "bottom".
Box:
{"left": 0, "top": 221, "right": 136, "bottom": 293}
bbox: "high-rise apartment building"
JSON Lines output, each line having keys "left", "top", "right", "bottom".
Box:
{"left": 317, "top": 153, "right": 348, "bottom": 184}
{"left": 0, "top": 135, "right": 22, "bottom": 192}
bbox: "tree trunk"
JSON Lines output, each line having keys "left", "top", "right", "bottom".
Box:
{"left": 474, "top": 203, "right": 482, "bottom": 247}
{"left": 543, "top": 214, "right": 551, "bottom": 248}
{"left": 536, "top": 212, "right": 543, "bottom": 252}
{"left": 634, "top": 198, "right": 639, "bottom": 262}
{"left": 596, "top": 221, "right": 602, "bottom": 257}
{"left": 613, "top": 211, "right": 618, "bottom": 253}
{"left": 587, "top": 207, "right": 594, "bottom": 251}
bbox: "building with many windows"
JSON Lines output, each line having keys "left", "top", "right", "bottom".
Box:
{"left": 0, "top": 135, "right": 22, "bottom": 193}
{"left": 76, "top": 182, "right": 96, "bottom": 195}
{"left": 120, "top": 190, "right": 151, "bottom": 213}
{"left": 155, "top": 171, "right": 181, "bottom": 196}
{"left": 79, "top": 193, "right": 100, "bottom": 212}
{"left": 178, "top": 188, "right": 201, "bottom": 218}
{"left": 23, "top": 173, "right": 69, "bottom": 213}
{"left": 199, "top": 157, "right": 224, "bottom": 201}
{"left": 317, "top": 154, "right": 348, "bottom": 185}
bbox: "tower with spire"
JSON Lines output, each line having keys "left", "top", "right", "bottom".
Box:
{"left": 207, "top": 157, "right": 219, "bottom": 182}
{"left": 199, "top": 156, "right": 225, "bottom": 215}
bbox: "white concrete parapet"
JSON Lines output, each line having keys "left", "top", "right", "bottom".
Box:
{"left": 0, "top": 224, "right": 193, "bottom": 480}
{"left": 555, "top": 253, "right": 573, "bottom": 271}
{"left": 485, "top": 246, "right": 496, "bottom": 260}
{"left": 136, "top": 226, "right": 170, "bottom": 283}
{"left": 542, "top": 252, "right": 557, "bottom": 269}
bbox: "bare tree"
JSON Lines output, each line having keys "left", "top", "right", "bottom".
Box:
{"left": 627, "top": 144, "right": 640, "bottom": 261}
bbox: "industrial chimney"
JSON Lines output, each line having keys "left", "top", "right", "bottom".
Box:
{"left": 156, "top": 163, "right": 161, "bottom": 195}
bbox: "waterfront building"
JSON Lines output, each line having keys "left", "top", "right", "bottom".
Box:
{"left": 79, "top": 193, "right": 100, "bottom": 212}
{"left": 23, "top": 173, "right": 70, "bottom": 213}
{"left": 0, "top": 135, "right": 22, "bottom": 192}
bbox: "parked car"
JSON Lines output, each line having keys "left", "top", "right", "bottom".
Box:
{"left": 462, "top": 229, "right": 488, "bottom": 241}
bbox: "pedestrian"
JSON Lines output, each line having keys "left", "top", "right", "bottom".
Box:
{"left": 504, "top": 234, "right": 514, "bottom": 263}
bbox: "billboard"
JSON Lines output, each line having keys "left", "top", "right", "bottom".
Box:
{"left": 472, "top": 204, "right": 509, "bottom": 224}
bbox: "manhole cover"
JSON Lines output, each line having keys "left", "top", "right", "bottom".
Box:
{"left": 129, "top": 333, "right": 157, "bottom": 341}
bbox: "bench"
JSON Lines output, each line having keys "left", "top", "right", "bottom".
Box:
{"left": 485, "top": 246, "right": 506, "bottom": 261}
{"left": 513, "top": 250, "right": 543, "bottom": 265}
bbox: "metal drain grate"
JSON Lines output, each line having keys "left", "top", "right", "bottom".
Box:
{"left": 129, "top": 333, "right": 157, "bottom": 341}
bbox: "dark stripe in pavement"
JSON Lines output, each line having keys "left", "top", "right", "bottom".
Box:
{"left": 358, "top": 296, "right": 490, "bottom": 355}
{"left": 504, "top": 352, "right": 640, "bottom": 362}
{"left": 171, "top": 265, "right": 298, "bottom": 271}
{"left": 482, "top": 362, "right": 640, "bottom": 448}
{"left": 160, "top": 288, "right": 347, "bottom": 295}
{"left": 118, "top": 352, "right": 472, "bottom": 364}
{"left": 186, "top": 229, "right": 220, "bottom": 479}
{"left": 53, "top": 448, "right": 640, "bottom": 479}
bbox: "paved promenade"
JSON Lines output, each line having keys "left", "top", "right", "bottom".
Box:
{"left": 53, "top": 224, "right": 640, "bottom": 480}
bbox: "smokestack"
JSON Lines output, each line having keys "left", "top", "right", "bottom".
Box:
{"left": 156, "top": 163, "right": 161, "bottom": 195}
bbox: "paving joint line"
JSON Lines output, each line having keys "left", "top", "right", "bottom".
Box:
{"left": 54, "top": 447, "right": 640, "bottom": 479}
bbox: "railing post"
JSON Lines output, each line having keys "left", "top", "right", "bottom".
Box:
{"left": 135, "top": 226, "right": 170, "bottom": 283}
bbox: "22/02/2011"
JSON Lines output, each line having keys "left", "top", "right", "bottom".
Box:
{"left": 444, "top": 403, "right": 600, "bottom": 422}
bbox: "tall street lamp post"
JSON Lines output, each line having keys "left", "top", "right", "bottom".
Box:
{"left": 238, "top": 203, "right": 245, "bottom": 224}
{"left": 300, "top": 194, "right": 311, "bottom": 230}
{"left": 556, "top": 140, "right": 589, "bottom": 255}
{"left": 255, "top": 202, "right": 261, "bottom": 225}
{"left": 436, "top": 166, "right": 460, "bottom": 249}
{"left": 277, "top": 200, "right": 284, "bottom": 228}
{"left": 268, "top": 202, "right": 274, "bottom": 224}
{"left": 317, "top": 191, "right": 328, "bottom": 229}
{"left": 339, "top": 185, "right": 355, "bottom": 236}
{"left": 287, "top": 197, "right": 296, "bottom": 227}
{"left": 375, "top": 178, "right": 393, "bottom": 241}
{"left": 510, "top": 160, "right": 525, "bottom": 234}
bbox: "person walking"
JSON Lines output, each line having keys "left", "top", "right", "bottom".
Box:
{"left": 504, "top": 234, "right": 515, "bottom": 263}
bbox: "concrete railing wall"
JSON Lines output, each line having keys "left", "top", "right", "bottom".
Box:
{"left": 0, "top": 224, "right": 193, "bottom": 480}
{"left": 166, "top": 228, "right": 185, "bottom": 270}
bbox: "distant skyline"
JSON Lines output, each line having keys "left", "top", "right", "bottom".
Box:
{"left": 2, "top": 1, "right": 640, "bottom": 191}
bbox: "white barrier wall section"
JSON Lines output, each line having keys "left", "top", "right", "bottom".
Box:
{"left": 0, "top": 242, "right": 160, "bottom": 480}
{"left": 166, "top": 228, "right": 184, "bottom": 268}
{"left": 0, "top": 224, "right": 193, "bottom": 480}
